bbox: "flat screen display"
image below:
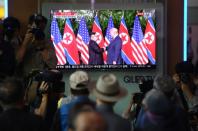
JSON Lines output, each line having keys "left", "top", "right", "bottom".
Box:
{"left": 50, "top": 9, "right": 156, "bottom": 69}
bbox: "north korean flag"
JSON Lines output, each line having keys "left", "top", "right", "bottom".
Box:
{"left": 144, "top": 17, "right": 156, "bottom": 64}
{"left": 92, "top": 16, "right": 105, "bottom": 48}
{"left": 92, "top": 16, "right": 106, "bottom": 63}
{"left": 62, "top": 18, "right": 80, "bottom": 65}
{"left": 119, "top": 17, "right": 134, "bottom": 64}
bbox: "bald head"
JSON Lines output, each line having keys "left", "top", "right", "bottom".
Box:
{"left": 110, "top": 28, "right": 118, "bottom": 39}
{"left": 74, "top": 111, "right": 107, "bottom": 131}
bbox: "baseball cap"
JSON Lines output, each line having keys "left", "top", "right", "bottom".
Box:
{"left": 69, "top": 71, "right": 89, "bottom": 90}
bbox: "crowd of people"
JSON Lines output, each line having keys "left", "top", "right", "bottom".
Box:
{"left": 0, "top": 14, "right": 198, "bottom": 131}
{"left": 0, "top": 14, "right": 57, "bottom": 78}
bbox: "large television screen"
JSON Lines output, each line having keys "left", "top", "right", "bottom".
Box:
{"left": 51, "top": 9, "right": 156, "bottom": 69}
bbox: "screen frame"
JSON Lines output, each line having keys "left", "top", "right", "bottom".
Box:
{"left": 4, "top": 0, "right": 8, "bottom": 18}
{"left": 0, "top": 0, "right": 8, "bottom": 18}
{"left": 42, "top": 3, "right": 165, "bottom": 72}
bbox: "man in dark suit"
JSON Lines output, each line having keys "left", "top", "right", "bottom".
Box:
{"left": 88, "top": 33, "right": 104, "bottom": 65}
{"left": 106, "top": 28, "right": 123, "bottom": 64}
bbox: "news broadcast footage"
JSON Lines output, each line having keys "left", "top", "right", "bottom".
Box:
{"left": 50, "top": 9, "right": 156, "bottom": 69}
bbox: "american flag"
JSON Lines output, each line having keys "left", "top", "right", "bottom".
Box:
{"left": 104, "top": 16, "right": 114, "bottom": 64}
{"left": 51, "top": 18, "right": 67, "bottom": 65}
{"left": 76, "top": 17, "right": 90, "bottom": 64}
{"left": 131, "top": 16, "right": 148, "bottom": 65}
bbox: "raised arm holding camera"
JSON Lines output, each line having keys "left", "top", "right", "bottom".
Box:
{"left": 34, "top": 81, "right": 49, "bottom": 118}
{"left": 25, "top": 69, "right": 65, "bottom": 130}
{"left": 16, "top": 14, "right": 57, "bottom": 77}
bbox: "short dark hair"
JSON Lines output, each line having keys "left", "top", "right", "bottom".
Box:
{"left": 3, "top": 17, "right": 21, "bottom": 30}
{"left": 153, "top": 75, "right": 176, "bottom": 97}
{"left": 70, "top": 88, "right": 89, "bottom": 96}
{"left": 0, "top": 77, "right": 24, "bottom": 105}
{"left": 3, "top": 17, "right": 20, "bottom": 39}
{"left": 90, "top": 32, "right": 96, "bottom": 36}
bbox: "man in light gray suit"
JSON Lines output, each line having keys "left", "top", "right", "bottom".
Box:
{"left": 90, "top": 73, "right": 131, "bottom": 131}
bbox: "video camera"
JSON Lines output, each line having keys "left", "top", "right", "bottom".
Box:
{"left": 25, "top": 69, "right": 65, "bottom": 109}
{"left": 132, "top": 80, "right": 153, "bottom": 104}
{"left": 27, "top": 69, "right": 65, "bottom": 94}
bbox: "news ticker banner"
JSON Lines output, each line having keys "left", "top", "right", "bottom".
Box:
{"left": 56, "top": 64, "right": 156, "bottom": 69}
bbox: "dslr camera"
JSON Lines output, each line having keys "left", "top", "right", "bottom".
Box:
{"left": 132, "top": 80, "right": 154, "bottom": 104}
{"left": 28, "top": 14, "right": 47, "bottom": 40}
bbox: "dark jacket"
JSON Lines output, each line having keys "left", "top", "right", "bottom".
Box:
{"left": 17, "top": 40, "right": 57, "bottom": 77}
{"left": 107, "top": 36, "right": 123, "bottom": 64}
{"left": 88, "top": 40, "right": 104, "bottom": 64}
{"left": 52, "top": 96, "right": 92, "bottom": 131}
{"left": 97, "top": 104, "right": 131, "bottom": 131}
{"left": 0, "top": 108, "right": 47, "bottom": 131}
{"left": 135, "top": 107, "right": 189, "bottom": 131}
{"left": 0, "top": 41, "right": 16, "bottom": 76}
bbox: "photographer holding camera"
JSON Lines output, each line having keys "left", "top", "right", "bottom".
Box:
{"left": 134, "top": 75, "right": 189, "bottom": 131}
{"left": 122, "top": 79, "right": 153, "bottom": 130}
{"left": 16, "top": 14, "right": 57, "bottom": 77}
{"left": 25, "top": 69, "right": 65, "bottom": 130}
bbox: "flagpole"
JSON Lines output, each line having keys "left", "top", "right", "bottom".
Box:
{"left": 122, "top": 11, "right": 124, "bottom": 17}
{"left": 37, "top": 0, "right": 41, "bottom": 14}
{"left": 91, "top": 0, "right": 95, "bottom": 10}
{"left": 110, "top": 11, "right": 113, "bottom": 17}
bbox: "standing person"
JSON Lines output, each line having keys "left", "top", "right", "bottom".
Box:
{"left": 135, "top": 89, "right": 189, "bottom": 131}
{"left": 0, "top": 17, "right": 21, "bottom": 77}
{"left": 106, "top": 28, "right": 123, "bottom": 65}
{"left": 52, "top": 71, "right": 93, "bottom": 131}
{"left": 90, "top": 73, "right": 131, "bottom": 131}
{"left": 134, "top": 75, "right": 189, "bottom": 131}
{"left": 3, "top": 17, "right": 22, "bottom": 54}
{"left": 0, "top": 77, "right": 47, "bottom": 131}
{"left": 88, "top": 32, "right": 104, "bottom": 65}
{"left": 16, "top": 14, "right": 57, "bottom": 77}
